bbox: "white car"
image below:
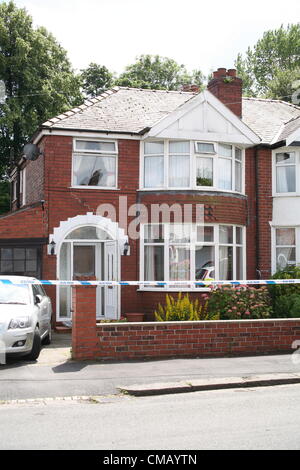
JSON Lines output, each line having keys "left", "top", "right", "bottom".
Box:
{"left": 0, "top": 276, "right": 52, "bottom": 361}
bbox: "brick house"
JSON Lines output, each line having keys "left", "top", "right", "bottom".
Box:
{"left": 1, "top": 67, "right": 300, "bottom": 324}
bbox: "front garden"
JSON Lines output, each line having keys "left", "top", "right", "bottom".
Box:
{"left": 154, "top": 266, "right": 300, "bottom": 322}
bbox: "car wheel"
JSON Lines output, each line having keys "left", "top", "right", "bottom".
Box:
{"left": 25, "top": 327, "right": 41, "bottom": 361}
{"left": 42, "top": 328, "right": 52, "bottom": 346}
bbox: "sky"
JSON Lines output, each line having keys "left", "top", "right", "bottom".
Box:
{"left": 12, "top": 0, "right": 300, "bottom": 77}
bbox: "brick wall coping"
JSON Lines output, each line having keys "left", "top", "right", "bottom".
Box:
{"left": 96, "top": 318, "right": 300, "bottom": 327}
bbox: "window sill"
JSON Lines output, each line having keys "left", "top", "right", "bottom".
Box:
{"left": 137, "top": 287, "right": 212, "bottom": 292}
{"left": 138, "top": 188, "right": 245, "bottom": 196}
{"left": 70, "top": 186, "right": 120, "bottom": 191}
{"left": 273, "top": 193, "right": 299, "bottom": 197}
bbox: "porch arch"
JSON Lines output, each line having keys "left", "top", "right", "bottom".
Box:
{"left": 49, "top": 212, "right": 128, "bottom": 254}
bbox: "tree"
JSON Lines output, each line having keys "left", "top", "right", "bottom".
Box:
{"left": 0, "top": 1, "right": 83, "bottom": 180}
{"left": 80, "top": 63, "right": 114, "bottom": 97}
{"left": 0, "top": 181, "right": 10, "bottom": 213}
{"left": 115, "top": 54, "right": 205, "bottom": 91}
{"left": 235, "top": 24, "right": 300, "bottom": 99}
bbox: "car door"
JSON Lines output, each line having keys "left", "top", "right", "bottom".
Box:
{"left": 32, "top": 285, "right": 50, "bottom": 336}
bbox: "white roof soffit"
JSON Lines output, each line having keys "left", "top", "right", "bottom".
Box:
{"left": 286, "top": 127, "right": 300, "bottom": 146}
{"left": 144, "top": 90, "right": 261, "bottom": 147}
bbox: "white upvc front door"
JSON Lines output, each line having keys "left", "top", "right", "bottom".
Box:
{"left": 57, "top": 240, "right": 119, "bottom": 321}
{"left": 104, "top": 241, "right": 119, "bottom": 319}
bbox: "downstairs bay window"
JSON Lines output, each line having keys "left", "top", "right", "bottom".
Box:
{"left": 274, "top": 227, "right": 297, "bottom": 271}
{"left": 141, "top": 224, "right": 245, "bottom": 289}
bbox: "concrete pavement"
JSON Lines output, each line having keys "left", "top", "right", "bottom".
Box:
{"left": 1, "top": 332, "right": 300, "bottom": 401}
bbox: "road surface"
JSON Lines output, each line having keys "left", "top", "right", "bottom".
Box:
{"left": 1, "top": 384, "right": 300, "bottom": 450}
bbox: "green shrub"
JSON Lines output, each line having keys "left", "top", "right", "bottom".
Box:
{"left": 207, "top": 285, "right": 272, "bottom": 319}
{"left": 269, "top": 266, "right": 300, "bottom": 298}
{"left": 155, "top": 293, "right": 218, "bottom": 322}
{"left": 269, "top": 266, "right": 300, "bottom": 317}
{"left": 271, "top": 293, "right": 300, "bottom": 318}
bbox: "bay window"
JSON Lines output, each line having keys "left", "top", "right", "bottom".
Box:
{"left": 141, "top": 223, "right": 245, "bottom": 289}
{"left": 218, "top": 144, "right": 232, "bottom": 190}
{"left": 73, "top": 139, "right": 117, "bottom": 188}
{"left": 142, "top": 140, "right": 244, "bottom": 192}
{"left": 144, "top": 141, "right": 164, "bottom": 188}
{"left": 169, "top": 141, "right": 190, "bottom": 188}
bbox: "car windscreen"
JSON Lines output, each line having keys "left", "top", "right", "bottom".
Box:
{"left": 0, "top": 284, "right": 30, "bottom": 305}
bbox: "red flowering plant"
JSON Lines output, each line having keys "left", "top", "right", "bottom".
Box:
{"left": 207, "top": 285, "right": 273, "bottom": 319}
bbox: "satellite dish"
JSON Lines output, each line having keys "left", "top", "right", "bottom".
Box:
{"left": 23, "top": 143, "right": 43, "bottom": 161}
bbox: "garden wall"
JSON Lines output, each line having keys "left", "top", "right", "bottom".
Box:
{"left": 72, "top": 286, "right": 300, "bottom": 360}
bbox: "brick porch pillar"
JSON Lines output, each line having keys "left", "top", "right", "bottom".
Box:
{"left": 72, "top": 285, "right": 98, "bottom": 360}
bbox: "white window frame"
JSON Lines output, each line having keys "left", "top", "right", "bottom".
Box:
{"left": 20, "top": 168, "right": 26, "bottom": 206}
{"left": 12, "top": 178, "right": 17, "bottom": 202}
{"left": 72, "top": 138, "right": 118, "bottom": 190}
{"left": 140, "top": 223, "right": 246, "bottom": 291}
{"left": 140, "top": 140, "right": 245, "bottom": 194}
{"left": 272, "top": 146, "right": 300, "bottom": 196}
{"left": 271, "top": 226, "right": 300, "bottom": 273}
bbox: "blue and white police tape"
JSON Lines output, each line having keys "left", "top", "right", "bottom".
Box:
{"left": 0, "top": 279, "right": 300, "bottom": 286}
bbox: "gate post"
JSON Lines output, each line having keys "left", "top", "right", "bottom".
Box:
{"left": 72, "top": 285, "right": 98, "bottom": 360}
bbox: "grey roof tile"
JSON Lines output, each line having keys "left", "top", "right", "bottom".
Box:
{"left": 242, "top": 97, "right": 300, "bottom": 144}
{"left": 276, "top": 115, "right": 300, "bottom": 142}
{"left": 42, "top": 87, "right": 196, "bottom": 134}
{"left": 42, "top": 88, "right": 300, "bottom": 144}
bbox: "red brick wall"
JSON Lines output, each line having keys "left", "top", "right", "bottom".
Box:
{"left": 24, "top": 153, "right": 45, "bottom": 206}
{"left": 256, "top": 147, "right": 273, "bottom": 278}
{"left": 139, "top": 192, "right": 247, "bottom": 226}
{"left": 0, "top": 204, "right": 47, "bottom": 238}
{"left": 94, "top": 320, "right": 300, "bottom": 360}
{"left": 71, "top": 286, "right": 300, "bottom": 360}
{"left": 245, "top": 147, "right": 257, "bottom": 279}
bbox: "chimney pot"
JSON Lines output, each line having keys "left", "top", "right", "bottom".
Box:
{"left": 217, "top": 68, "right": 227, "bottom": 76}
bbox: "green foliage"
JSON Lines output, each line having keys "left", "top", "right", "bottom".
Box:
{"left": 235, "top": 24, "right": 300, "bottom": 99}
{"left": 269, "top": 265, "right": 300, "bottom": 317}
{"left": 0, "top": 180, "right": 10, "bottom": 214}
{"left": 155, "top": 293, "right": 217, "bottom": 322}
{"left": 207, "top": 286, "right": 272, "bottom": 319}
{"left": 115, "top": 54, "right": 206, "bottom": 91}
{"left": 271, "top": 293, "right": 300, "bottom": 318}
{"left": 270, "top": 265, "right": 300, "bottom": 298}
{"left": 196, "top": 176, "right": 213, "bottom": 187}
{"left": 80, "top": 63, "right": 114, "bottom": 98}
{"left": 0, "top": 1, "right": 83, "bottom": 176}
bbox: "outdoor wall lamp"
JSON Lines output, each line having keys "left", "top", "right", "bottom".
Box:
{"left": 48, "top": 240, "right": 56, "bottom": 256}
{"left": 123, "top": 241, "right": 130, "bottom": 256}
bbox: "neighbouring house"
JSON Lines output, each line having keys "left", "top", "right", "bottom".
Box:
{"left": 0, "top": 67, "right": 300, "bottom": 325}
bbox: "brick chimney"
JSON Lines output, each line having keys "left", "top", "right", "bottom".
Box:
{"left": 207, "top": 68, "right": 242, "bottom": 118}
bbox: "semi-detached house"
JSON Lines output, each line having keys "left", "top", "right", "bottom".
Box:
{"left": 1, "top": 67, "right": 300, "bottom": 325}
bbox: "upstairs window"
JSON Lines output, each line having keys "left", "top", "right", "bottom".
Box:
{"left": 144, "top": 141, "right": 164, "bottom": 188}
{"left": 73, "top": 139, "right": 117, "bottom": 188}
{"left": 142, "top": 140, "right": 244, "bottom": 192}
{"left": 169, "top": 141, "right": 190, "bottom": 188}
{"left": 275, "top": 152, "right": 296, "bottom": 193}
{"left": 195, "top": 142, "right": 215, "bottom": 187}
